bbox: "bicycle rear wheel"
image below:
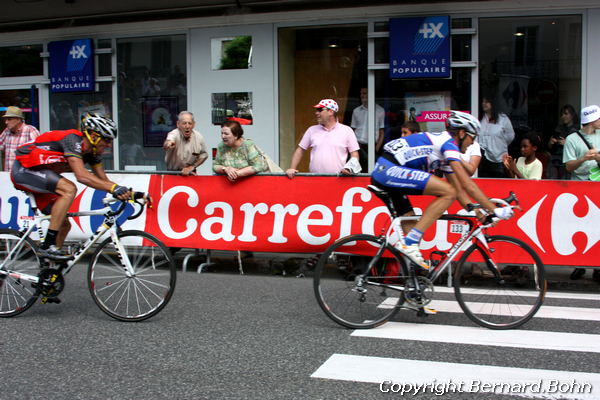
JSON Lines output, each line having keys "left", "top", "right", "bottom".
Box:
{"left": 454, "top": 235, "right": 546, "bottom": 329}
{"left": 88, "top": 230, "right": 176, "bottom": 322}
{"left": 314, "top": 234, "right": 406, "bottom": 329}
{"left": 0, "top": 229, "right": 42, "bottom": 317}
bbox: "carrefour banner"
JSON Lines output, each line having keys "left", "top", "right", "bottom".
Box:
{"left": 1, "top": 173, "right": 598, "bottom": 267}
{"left": 389, "top": 16, "right": 450, "bottom": 79}
{"left": 49, "top": 38, "right": 94, "bottom": 93}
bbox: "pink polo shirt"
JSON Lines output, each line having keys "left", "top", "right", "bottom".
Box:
{"left": 298, "top": 122, "right": 360, "bottom": 173}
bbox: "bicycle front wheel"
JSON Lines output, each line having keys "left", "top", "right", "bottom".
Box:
{"left": 314, "top": 234, "right": 406, "bottom": 329}
{"left": 88, "top": 230, "right": 176, "bottom": 322}
{"left": 0, "top": 229, "right": 42, "bottom": 317}
{"left": 454, "top": 235, "right": 546, "bottom": 329}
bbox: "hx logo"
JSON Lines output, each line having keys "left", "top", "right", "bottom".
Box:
{"left": 418, "top": 22, "right": 445, "bottom": 39}
{"left": 69, "top": 44, "right": 88, "bottom": 59}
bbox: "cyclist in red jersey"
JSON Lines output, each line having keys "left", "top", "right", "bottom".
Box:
{"left": 11, "top": 113, "right": 132, "bottom": 261}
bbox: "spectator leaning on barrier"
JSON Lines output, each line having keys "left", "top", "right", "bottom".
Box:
{"left": 213, "top": 120, "right": 266, "bottom": 183}
{"left": 286, "top": 99, "right": 361, "bottom": 179}
{"left": 163, "top": 111, "right": 208, "bottom": 176}
{"left": 563, "top": 104, "right": 600, "bottom": 282}
{"left": 0, "top": 106, "right": 40, "bottom": 173}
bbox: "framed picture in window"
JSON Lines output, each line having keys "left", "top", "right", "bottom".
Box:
{"left": 141, "top": 96, "right": 178, "bottom": 147}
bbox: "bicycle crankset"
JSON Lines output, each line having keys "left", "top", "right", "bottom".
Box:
{"left": 404, "top": 276, "right": 434, "bottom": 307}
{"left": 38, "top": 268, "right": 65, "bottom": 299}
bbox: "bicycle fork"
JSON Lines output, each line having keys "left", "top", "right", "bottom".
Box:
{"left": 108, "top": 227, "right": 135, "bottom": 277}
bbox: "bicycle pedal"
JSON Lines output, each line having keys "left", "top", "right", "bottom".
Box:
{"left": 41, "top": 297, "right": 61, "bottom": 304}
{"left": 417, "top": 307, "right": 437, "bottom": 317}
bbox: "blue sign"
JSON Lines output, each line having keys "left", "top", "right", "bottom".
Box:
{"left": 389, "top": 16, "right": 450, "bottom": 79}
{"left": 49, "top": 38, "right": 95, "bottom": 93}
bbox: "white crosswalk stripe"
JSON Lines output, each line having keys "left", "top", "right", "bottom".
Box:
{"left": 312, "top": 354, "right": 600, "bottom": 400}
{"left": 351, "top": 322, "right": 600, "bottom": 353}
{"left": 312, "top": 290, "right": 600, "bottom": 399}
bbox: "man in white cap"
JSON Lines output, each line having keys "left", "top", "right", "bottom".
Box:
{"left": 563, "top": 104, "right": 600, "bottom": 180}
{"left": 0, "top": 106, "right": 40, "bottom": 173}
{"left": 286, "top": 99, "right": 360, "bottom": 178}
{"left": 563, "top": 104, "right": 600, "bottom": 281}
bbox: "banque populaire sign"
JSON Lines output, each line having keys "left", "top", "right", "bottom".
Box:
{"left": 49, "top": 38, "right": 95, "bottom": 93}
{"left": 389, "top": 16, "right": 450, "bottom": 79}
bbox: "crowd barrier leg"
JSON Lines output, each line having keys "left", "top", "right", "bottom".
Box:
{"left": 197, "top": 249, "right": 215, "bottom": 273}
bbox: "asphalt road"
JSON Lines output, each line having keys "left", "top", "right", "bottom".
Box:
{"left": 1, "top": 267, "right": 599, "bottom": 400}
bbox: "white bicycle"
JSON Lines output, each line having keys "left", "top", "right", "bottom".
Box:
{"left": 0, "top": 192, "right": 176, "bottom": 321}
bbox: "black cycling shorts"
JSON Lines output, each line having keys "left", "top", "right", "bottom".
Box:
{"left": 10, "top": 160, "right": 62, "bottom": 213}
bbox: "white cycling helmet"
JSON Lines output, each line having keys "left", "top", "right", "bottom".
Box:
{"left": 81, "top": 113, "right": 117, "bottom": 140}
{"left": 446, "top": 110, "right": 481, "bottom": 136}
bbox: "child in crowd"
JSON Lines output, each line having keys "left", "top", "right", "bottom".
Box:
{"left": 401, "top": 120, "right": 421, "bottom": 137}
{"left": 503, "top": 133, "right": 543, "bottom": 180}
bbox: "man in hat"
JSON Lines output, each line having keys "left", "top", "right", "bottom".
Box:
{"left": 286, "top": 99, "right": 360, "bottom": 178}
{"left": 563, "top": 104, "right": 600, "bottom": 281}
{"left": 0, "top": 106, "right": 40, "bottom": 173}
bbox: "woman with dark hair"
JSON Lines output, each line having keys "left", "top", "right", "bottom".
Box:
{"left": 212, "top": 120, "right": 266, "bottom": 182}
{"left": 548, "top": 104, "right": 579, "bottom": 179}
{"left": 478, "top": 96, "right": 515, "bottom": 178}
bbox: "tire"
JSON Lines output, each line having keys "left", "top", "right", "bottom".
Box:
{"left": 0, "top": 229, "right": 42, "bottom": 317}
{"left": 313, "top": 234, "right": 406, "bottom": 329}
{"left": 88, "top": 230, "right": 176, "bottom": 322}
{"left": 453, "top": 235, "right": 546, "bottom": 329}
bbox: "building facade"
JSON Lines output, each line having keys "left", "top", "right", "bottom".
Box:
{"left": 0, "top": 0, "right": 598, "bottom": 176}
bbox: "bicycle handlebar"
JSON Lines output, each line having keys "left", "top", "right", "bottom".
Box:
{"left": 103, "top": 191, "right": 151, "bottom": 220}
{"left": 466, "top": 191, "right": 519, "bottom": 212}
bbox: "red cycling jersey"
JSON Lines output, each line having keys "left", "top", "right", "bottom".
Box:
{"left": 15, "top": 129, "right": 101, "bottom": 169}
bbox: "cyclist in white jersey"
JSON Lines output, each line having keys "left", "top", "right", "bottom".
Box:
{"left": 371, "top": 111, "right": 514, "bottom": 268}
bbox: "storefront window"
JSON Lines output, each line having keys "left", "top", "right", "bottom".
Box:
{"left": 479, "top": 15, "right": 582, "bottom": 171}
{"left": 0, "top": 45, "right": 43, "bottom": 77}
{"left": 49, "top": 82, "right": 114, "bottom": 168}
{"left": 116, "top": 35, "right": 186, "bottom": 170}
{"left": 211, "top": 92, "right": 253, "bottom": 125}
{"left": 278, "top": 25, "right": 367, "bottom": 171}
{"left": 376, "top": 68, "right": 472, "bottom": 140}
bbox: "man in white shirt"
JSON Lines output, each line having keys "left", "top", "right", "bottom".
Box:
{"left": 351, "top": 88, "right": 385, "bottom": 172}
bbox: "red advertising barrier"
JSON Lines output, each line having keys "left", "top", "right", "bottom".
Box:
{"left": 145, "top": 175, "right": 600, "bottom": 267}
{"left": 0, "top": 172, "right": 597, "bottom": 266}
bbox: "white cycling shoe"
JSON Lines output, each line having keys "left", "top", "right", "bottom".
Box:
{"left": 395, "top": 243, "right": 430, "bottom": 270}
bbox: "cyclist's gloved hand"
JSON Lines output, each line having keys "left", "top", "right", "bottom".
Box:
{"left": 112, "top": 185, "right": 129, "bottom": 199}
{"left": 493, "top": 206, "right": 514, "bottom": 220}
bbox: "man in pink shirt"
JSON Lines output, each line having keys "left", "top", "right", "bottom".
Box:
{"left": 0, "top": 106, "right": 40, "bottom": 173}
{"left": 286, "top": 99, "right": 360, "bottom": 178}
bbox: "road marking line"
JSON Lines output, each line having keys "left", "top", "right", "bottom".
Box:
{"left": 311, "top": 354, "right": 600, "bottom": 400}
{"left": 351, "top": 322, "right": 600, "bottom": 353}
{"left": 422, "top": 300, "right": 600, "bottom": 321}
{"left": 434, "top": 286, "right": 600, "bottom": 301}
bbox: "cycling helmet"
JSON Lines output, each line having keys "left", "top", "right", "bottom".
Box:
{"left": 81, "top": 113, "right": 117, "bottom": 140}
{"left": 446, "top": 110, "right": 481, "bottom": 136}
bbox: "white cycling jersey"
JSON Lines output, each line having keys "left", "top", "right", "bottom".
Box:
{"left": 382, "top": 131, "right": 461, "bottom": 173}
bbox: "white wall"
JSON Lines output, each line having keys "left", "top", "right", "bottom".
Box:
{"left": 584, "top": 8, "right": 600, "bottom": 106}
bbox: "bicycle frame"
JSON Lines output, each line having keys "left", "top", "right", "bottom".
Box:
{"left": 363, "top": 212, "right": 496, "bottom": 291}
